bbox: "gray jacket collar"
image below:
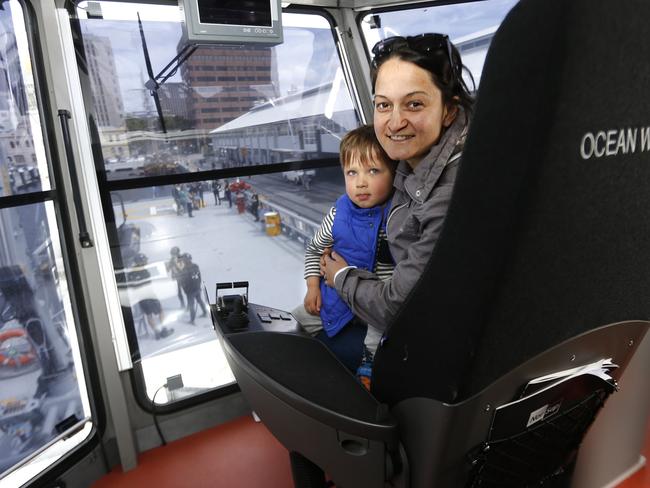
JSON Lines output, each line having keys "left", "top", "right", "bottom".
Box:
{"left": 394, "top": 109, "right": 468, "bottom": 204}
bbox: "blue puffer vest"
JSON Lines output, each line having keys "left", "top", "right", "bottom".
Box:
{"left": 320, "top": 194, "right": 389, "bottom": 337}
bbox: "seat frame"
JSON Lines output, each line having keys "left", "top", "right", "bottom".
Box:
{"left": 219, "top": 319, "right": 648, "bottom": 488}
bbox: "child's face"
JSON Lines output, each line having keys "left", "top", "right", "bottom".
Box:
{"left": 343, "top": 150, "right": 394, "bottom": 208}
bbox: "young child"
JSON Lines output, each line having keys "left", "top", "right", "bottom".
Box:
{"left": 292, "top": 125, "right": 395, "bottom": 388}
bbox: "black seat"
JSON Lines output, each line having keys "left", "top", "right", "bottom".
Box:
{"left": 217, "top": 0, "right": 650, "bottom": 486}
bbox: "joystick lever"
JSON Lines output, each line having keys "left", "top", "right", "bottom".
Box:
{"left": 225, "top": 295, "right": 249, "bottom": 331}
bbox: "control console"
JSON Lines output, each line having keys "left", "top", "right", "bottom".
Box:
{"left": 211, "top": 281, "right": 301, "bottom": 335}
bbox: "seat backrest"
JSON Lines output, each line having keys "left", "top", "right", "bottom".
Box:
{"left": 372, "top": 0, "right": 650, "bottom": 406}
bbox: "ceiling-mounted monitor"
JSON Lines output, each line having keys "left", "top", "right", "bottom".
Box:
{"left": 180, "top": 0, "right": 283, "bottom": 46}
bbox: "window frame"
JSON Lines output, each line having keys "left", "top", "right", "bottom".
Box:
{"left": 0, "top": 0, "right": 107, "bottom": 485}
{"left": 354, "top": 0, "right": 487, "bottom": 68}
{"left": 70, "top": 2, "right": 359, "bottom": 414}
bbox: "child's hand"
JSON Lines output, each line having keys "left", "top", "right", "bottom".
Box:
{"left": 304, "top": 286, "right": 321, "bottom": 315}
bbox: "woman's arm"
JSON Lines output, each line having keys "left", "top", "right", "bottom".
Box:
{"left": 332, "top": 182, "right": 455, "bottom": 330}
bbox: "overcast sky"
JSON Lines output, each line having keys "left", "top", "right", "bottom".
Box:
{"left": 79, "top": 1, "right": 518, "bottom": 114}
{"left": 361, "top": 0, "right": 519, "bottom": 46}
{"left": 81, "top": 16, "right": 330, "bottom": 114}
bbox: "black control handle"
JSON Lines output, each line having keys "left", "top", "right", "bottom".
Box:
{"left": 58, "top": 110, "right": 94, "bottom": 248}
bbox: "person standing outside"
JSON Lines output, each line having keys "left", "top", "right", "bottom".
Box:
{"left": 166, "top": 246, "right": 186, "bottom": 309}
{"left": 172, "top": 185, "right": 182, "bottom": 215}
{"left": 224, "top": 179, "right": 233, "bottom": 208}
{"left": 250, "top": 193, "right": 260, "bottom": 221}
{"left": 197, "top": 181, "right": 205, "bottom": 208}
{"left": 177, "top": 185, "right": 193, "bottom": 217}
{"left": 211, "top": 180, "right": 222, "bottom": 205}
{"left": 177, "top": 253, "right": 208, "bottom": 325}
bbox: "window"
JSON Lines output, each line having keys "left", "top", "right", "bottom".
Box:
{"left": 302, "top": 123, "right": 318, "bottom": 145}
{"left": 359, "top": 0, "right": 519, "bottom": 88}
{"left": 74, "top": 3, "right": 359, "bottom": 407}
{"left": 0, "top": 1, "right": 93, "bottom": 485}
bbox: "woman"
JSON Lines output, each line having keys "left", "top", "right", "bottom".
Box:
{"left": 290, "top": 33, "right": 476, "bottom": 488}
{"left": 321, "top": 33, "right": 474, "bottom": 349}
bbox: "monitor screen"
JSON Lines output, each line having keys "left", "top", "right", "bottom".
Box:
{"left": 198, "top": 0, "right": 272, "bottom": 27}
{"left": 181, "top": 0, "right": 283, "bottom": 45}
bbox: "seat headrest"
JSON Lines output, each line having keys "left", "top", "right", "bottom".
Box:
{"left": 372, "top": 0, "right": 650, "bottom": 406}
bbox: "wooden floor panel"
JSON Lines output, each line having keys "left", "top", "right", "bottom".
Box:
{"left": 617, "top": 463, "right": 649, "bottom": 488}
{"left": 92, "top": 416, "right": 293, "bottom": 488}
{"left": 93, "top": 414, "right": 649, "bottom": 488}
{"left": 615, "top": 421, "right": 650, "bottom": 488}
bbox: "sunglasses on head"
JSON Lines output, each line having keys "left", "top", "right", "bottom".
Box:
{"left": 371, "top": 33, "right": 459, "bottom": 79}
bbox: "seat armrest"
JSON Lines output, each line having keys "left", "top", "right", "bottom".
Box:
{"left": 223, "top": 331, "right": 397, "bottom": 442}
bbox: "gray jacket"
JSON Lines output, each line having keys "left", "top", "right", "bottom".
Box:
{"left": 334, "top": 113, "right": 468, "bottom": 331}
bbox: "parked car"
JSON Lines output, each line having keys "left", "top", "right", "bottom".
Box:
{"left": 281, "top": 169, "right": 316, "bottom": 188}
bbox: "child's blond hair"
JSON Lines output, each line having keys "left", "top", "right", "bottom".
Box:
{"left": 339, "top": 125, "right": 395, "bottom": 170}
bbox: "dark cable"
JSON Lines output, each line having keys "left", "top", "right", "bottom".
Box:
{"left": 152, "top": 384, "right": 167, "bottom": 446}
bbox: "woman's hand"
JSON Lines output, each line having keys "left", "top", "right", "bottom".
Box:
{"left": 320, "top": 250, "right": 349, "bottom": 287}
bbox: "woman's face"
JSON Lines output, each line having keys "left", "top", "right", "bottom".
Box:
{"left": 373, "top": 57, "right": 457, "bottom": 168}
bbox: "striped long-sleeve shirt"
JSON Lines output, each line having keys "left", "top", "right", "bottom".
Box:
{"left": 304, "top": 206, "right": 394, "bottom": 281}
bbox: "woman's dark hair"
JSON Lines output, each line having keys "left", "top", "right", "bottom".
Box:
{"left": 370, "top": 34, "right": 475, "bottom": 118}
